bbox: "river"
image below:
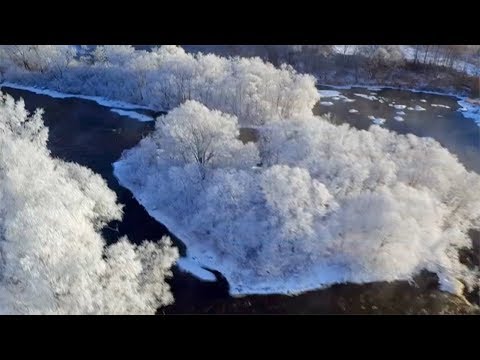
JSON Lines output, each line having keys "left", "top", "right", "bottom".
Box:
{"left": 1, "top": 85, "right": 478, "bottom": 314}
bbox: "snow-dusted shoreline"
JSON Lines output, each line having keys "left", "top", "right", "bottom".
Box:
{"left": 0, "top": 82, "right": 156, "bottom": 122}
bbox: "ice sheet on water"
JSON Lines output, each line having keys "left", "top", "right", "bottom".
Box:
{"left": 431, "top": 104, "right": 451, "bottom": 109}
{"left": 110, "top": 109, "right": 154, "bottom": 122}
{"left": 457, "top": 99, "right": 480, "bottom": 126}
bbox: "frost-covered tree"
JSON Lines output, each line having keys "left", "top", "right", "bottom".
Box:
{"left": 115, "top": 106, "right": 480, "bottom": 295}
{"left": 92, "top": 45, "right": 138, "bottom": 66}
{"left": 260, "top": 165, "right": 335, "bottom": 240}
{"left": 0, "top": 93, "right": 178, "bottom": 314}
{"left": 152, "top": 100, "right": 259, "bottom": 169}
{"left": 356, "top": 45, "right": 405, "bottom": 79}
{"left": 260, "top": 118, "right": 480, "bottom": 288}
{"left": 1, "top": 45, "right": 319, "bottom": 126}
{"left": 0, "top": 45, "right": 76, "bottom": 77}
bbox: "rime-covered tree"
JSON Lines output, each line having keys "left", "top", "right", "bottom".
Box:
{"left": 0, "top": 93, "right": 178, "bottom": 314}
{"left": 0, "top": 45, "right": 76, "bottom": 77}
{"left": 1, "top": 45, "right": 320, "bottom": 126}
{"left": 116, "top": 107, "right": 480, "bottom": 295}
{"left": 152, "top": 100, "right": 259, "bottom": 169}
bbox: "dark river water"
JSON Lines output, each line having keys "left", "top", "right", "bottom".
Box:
{"left": 2, "top": 85, "right": 478, "bottom": 314}
{"left": 315, "top": 86, "right": 480, "bottom": 173}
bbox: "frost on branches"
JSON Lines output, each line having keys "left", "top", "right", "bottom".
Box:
{"left": 0, "top": 45, "right": 319, "bottom": 125}
{"left": 0, "top": 93, "right": 178, "bottom": 314}
{"left": 115, "top": 101, "right": 480, "bottom": 296}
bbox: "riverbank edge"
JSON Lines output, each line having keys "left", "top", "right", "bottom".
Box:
{"left": 0, "top": 82, "right": 156, "bottom": 122}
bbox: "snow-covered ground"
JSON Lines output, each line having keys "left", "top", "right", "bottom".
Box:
{"left": 399, "top": 46, "right": 480, "bottom": 76}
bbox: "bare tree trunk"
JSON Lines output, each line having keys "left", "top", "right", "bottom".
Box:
{"left": 423, "top": 45, "right": 430, "bottom": 64}
{"left": 413, "top": 45, "right": 420, "bottom": 64}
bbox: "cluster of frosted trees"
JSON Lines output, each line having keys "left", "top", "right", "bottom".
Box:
{"left": 185, "top": 45, "right": 480, "bottom": 75}
{"left": 116, "top": 101, "right": 480, "bottom": 295}
{"left": 0, "top": 93, "right": 178, "bottom": 314}
{"left": 411, "top": 45, "right": 480, "bottom": 73}
{"left": 2, "top": 45, "right": 479, "bottom": 300}
{"left": 0, "top": 45, "right": 319, "bottom": 125}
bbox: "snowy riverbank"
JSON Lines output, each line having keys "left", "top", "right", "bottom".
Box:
{"left": 0, "top": 82, "right": 155, "bottom": 122}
